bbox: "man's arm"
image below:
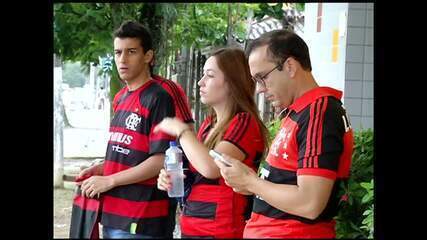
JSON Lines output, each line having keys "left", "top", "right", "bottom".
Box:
{"left": 219, "top": 99, "right": 349, "bottom": 220}
{"left": 247, "top": 173, "right": 334, "bottom": 219}
{"left": 217, "top": 156, "right": 334, "bottom": 219}
{"left": 79, "top": 154, "right": 165, "bottom": 198}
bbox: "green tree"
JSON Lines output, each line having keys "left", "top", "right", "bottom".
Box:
{"left": 252, "top": 3, "right": 304, "bottom": 30}
{"left": 54, "top": 3, "right": 180, "bottom": 108}
{"left": 54, "top": 3, "right": 139, "bottom": 106}
{"left": 54, "top": 3, "right": 257, "bottom": 121}
{"left": 171, "top": 3, "right": 253, "bottom": 50}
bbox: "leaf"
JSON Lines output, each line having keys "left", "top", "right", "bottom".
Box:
{"left": 295, "top": 3, "right": 305, "bottom": 12}
{"left": 363, "top": 209, "right": 372, "bottom": 216}
{"left": 273, "top": 3, "right": 282, "bottom": 11}
{"left": 360, "top": 182, "right": 372, "bottom": 190}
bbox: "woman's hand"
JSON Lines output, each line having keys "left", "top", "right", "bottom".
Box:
{"left": 153, "top": 117, "right": 189, "bottom": 137}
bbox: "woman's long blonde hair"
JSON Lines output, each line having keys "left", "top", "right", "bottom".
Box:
{"left": 204, "top": 48, "right": 269, "bottom": 154}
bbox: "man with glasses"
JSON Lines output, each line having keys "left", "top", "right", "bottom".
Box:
{"left": 215, "top": 29, "right": 354, "bottom": 238}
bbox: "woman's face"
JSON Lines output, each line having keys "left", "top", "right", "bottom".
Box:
{"left": 198, "top": 56, "right": 230, "bottom": 106}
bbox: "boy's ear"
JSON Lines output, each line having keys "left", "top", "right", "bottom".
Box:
{"left": 144, "top": 49, "right": 154, "bottom": 64}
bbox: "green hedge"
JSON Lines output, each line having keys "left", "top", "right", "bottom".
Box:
{"left": 265, "top": 120, "right": 374, "bottom": 238}
{"left": 335, "top": 129, "right": 374, "bottom": 239}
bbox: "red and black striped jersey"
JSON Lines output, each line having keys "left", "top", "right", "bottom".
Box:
{"left": 101, "top": 80, "right": 176, "bottom": 237}
{"left": 180, "top": 112, "right": 265, "bottom": 239}
{"left": 152, "top": 75, "right": 194, "bottom": 124}
{"left": 244, "top": 87, "right": 354, "bottom": 239}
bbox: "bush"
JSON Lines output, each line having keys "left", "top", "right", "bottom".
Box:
{"left": 335, "top": 129, "right": 374, "bottom": 239}
{"left": 265, "top": 119, "right": 374, "bottom": 238}
{"left": 258, "top": 119, "right": 282, "bottom": 173}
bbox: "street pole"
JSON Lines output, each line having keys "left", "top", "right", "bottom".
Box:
{"left": 54, "top": 54, "right": 64, "bottom": 188}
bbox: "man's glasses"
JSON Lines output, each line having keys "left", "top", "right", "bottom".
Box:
{"left": 252, "top": 56, "right": 291, "bottom": 88}
{"left": 252, "top": 64, "right": 282, "bottom": 87}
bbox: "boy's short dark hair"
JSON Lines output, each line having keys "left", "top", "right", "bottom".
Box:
{"left": 114, "top": 20, "right": 153, "bottom": 53}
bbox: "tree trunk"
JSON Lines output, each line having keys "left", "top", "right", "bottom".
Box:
{"left": 54, "top": 54, "right": 64, "bottom": 188}
{"left": 193, "top": 48, "right": 200, "bottom": 130}
{"left": 226, "top": 3, "right": 232, "bottom": 46}
{"left": 109, "top": 3, "right": 124, "bottom": 120}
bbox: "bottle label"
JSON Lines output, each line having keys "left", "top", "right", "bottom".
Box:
{"left": 171, "top": 153, "right": 177, "bottom": 164}
{"left": 167, "top": 153, "right": 177, "bottom": 164}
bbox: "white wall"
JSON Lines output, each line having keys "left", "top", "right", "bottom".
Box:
{"left": 303, "top": 3, "right": 349, "bottom": 96}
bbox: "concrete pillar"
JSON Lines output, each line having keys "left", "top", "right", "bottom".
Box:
{"left": 89, "top": 63, "right": 97, "bottom": 109}
{"left": 54, "top": 54, "right": 64, "bottom": 188}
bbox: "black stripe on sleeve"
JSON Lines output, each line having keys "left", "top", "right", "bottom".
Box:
{"left": 224, "top": 114, "right": 242, "bottom": 142}
{"left": 231, "top": 113, "right": 251, "bottom": 143}
{"left": 311, "top": 97, "right": 325, "bottom": 167}
{"left": 161, "top": 80, "right": 193, "bottom": 122}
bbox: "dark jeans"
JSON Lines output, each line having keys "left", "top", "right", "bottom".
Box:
{"left": 102, "top": 226, "right": 157, "bottom": 239}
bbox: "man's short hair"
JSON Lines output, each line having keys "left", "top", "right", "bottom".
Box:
{"left": 113, "top": 20, "right": 153, "bottom": 54}
{"left": 246, "top": 29, "right": 312, "bottom": 71}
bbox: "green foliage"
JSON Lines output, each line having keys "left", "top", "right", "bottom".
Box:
{"left": 62, "top": 61, "right": 87, "bottom": 88}
{"left": 252, "top": 3, "right": 304, "bottom": 30}
{"left": 254, "top": 3, "right": 285, "bottom": 21}
{"left": 267, "top": 118, "right": 281, "bottom": 142}
{"left": 360, "top": 180, "right": 374, "bottom": 238}
{"left": 258, "top": 118, "right": 281, "bottom": 172}
{"left": 349, "top": 129, "right": 374, "bottom": 183}
{"left": 171, "top": 3, "right": 251, "bottom": 49}
{"left": 54, "top": 3, "right": 146, "bottom": 106}
{"left": 295, "top": 3, "right": 305, "bottom": 12}
{"left": 54, "top": 3, "right": 264, "bottom": 118}
{"left": 335, "top": 129, "right": 374, "bottom": 239}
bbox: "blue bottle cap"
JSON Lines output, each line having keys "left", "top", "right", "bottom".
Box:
{"left": 169, "top": 141, "right": 177, "bottom": 147}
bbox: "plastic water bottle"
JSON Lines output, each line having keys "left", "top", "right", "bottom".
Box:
{"left": 164, "top": 141, "right": 184, "bottom": 197}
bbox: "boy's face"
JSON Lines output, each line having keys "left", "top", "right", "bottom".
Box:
{"left": 113, "top": 37, "right": 152, "bottom": 84}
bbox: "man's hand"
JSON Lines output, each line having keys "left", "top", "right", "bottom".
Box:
{"left": 77, "top": 163, "right": 103, "bottom": 180}
{"left": 232, "top": 187, "right": 253, "bottom": 195}
{"left": 215, "top": 154, "right": 258, "bottom": 194}
{"left": 77, "top": 175, "right": 115, "bottom": 198}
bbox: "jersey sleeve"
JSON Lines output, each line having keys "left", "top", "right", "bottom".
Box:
{"left": 148, "top": 91, "right": 176, "bottom": 155}
{"left": 222, "top": 112, "right": 262, "bottom": 158}
{"left": 174, "top": 83, "right": 194, "bottom": 124}
{"left": 156, "top": 77, "right": 194, "bottom": 124}
{"left": 296, "top": 97, "right": 347, "bottom": 180}
{"left": 112, "top": 87, "right": 126, "bottom": 112}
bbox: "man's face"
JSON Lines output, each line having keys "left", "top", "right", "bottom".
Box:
{"left": 248, "top": 45, "right": 294, "bottom": 109}
{"left": 114, "top": 37, "right": 151, "bottom": 83}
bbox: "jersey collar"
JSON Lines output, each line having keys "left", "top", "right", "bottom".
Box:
{"left": 288, "top": 87, "right": 342, "bottom": 113}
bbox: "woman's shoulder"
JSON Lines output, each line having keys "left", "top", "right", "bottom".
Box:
{"left": 230, "top": 112, "right": 257, "bottom": 125}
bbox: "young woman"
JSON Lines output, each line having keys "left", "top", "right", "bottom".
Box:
{"left": 154, "top": 48, "right": 268, "bottom": 238}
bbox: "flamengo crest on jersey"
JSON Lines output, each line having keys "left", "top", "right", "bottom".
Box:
{"left": 125, "top": 112, "right": 141, "bottom": 131}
